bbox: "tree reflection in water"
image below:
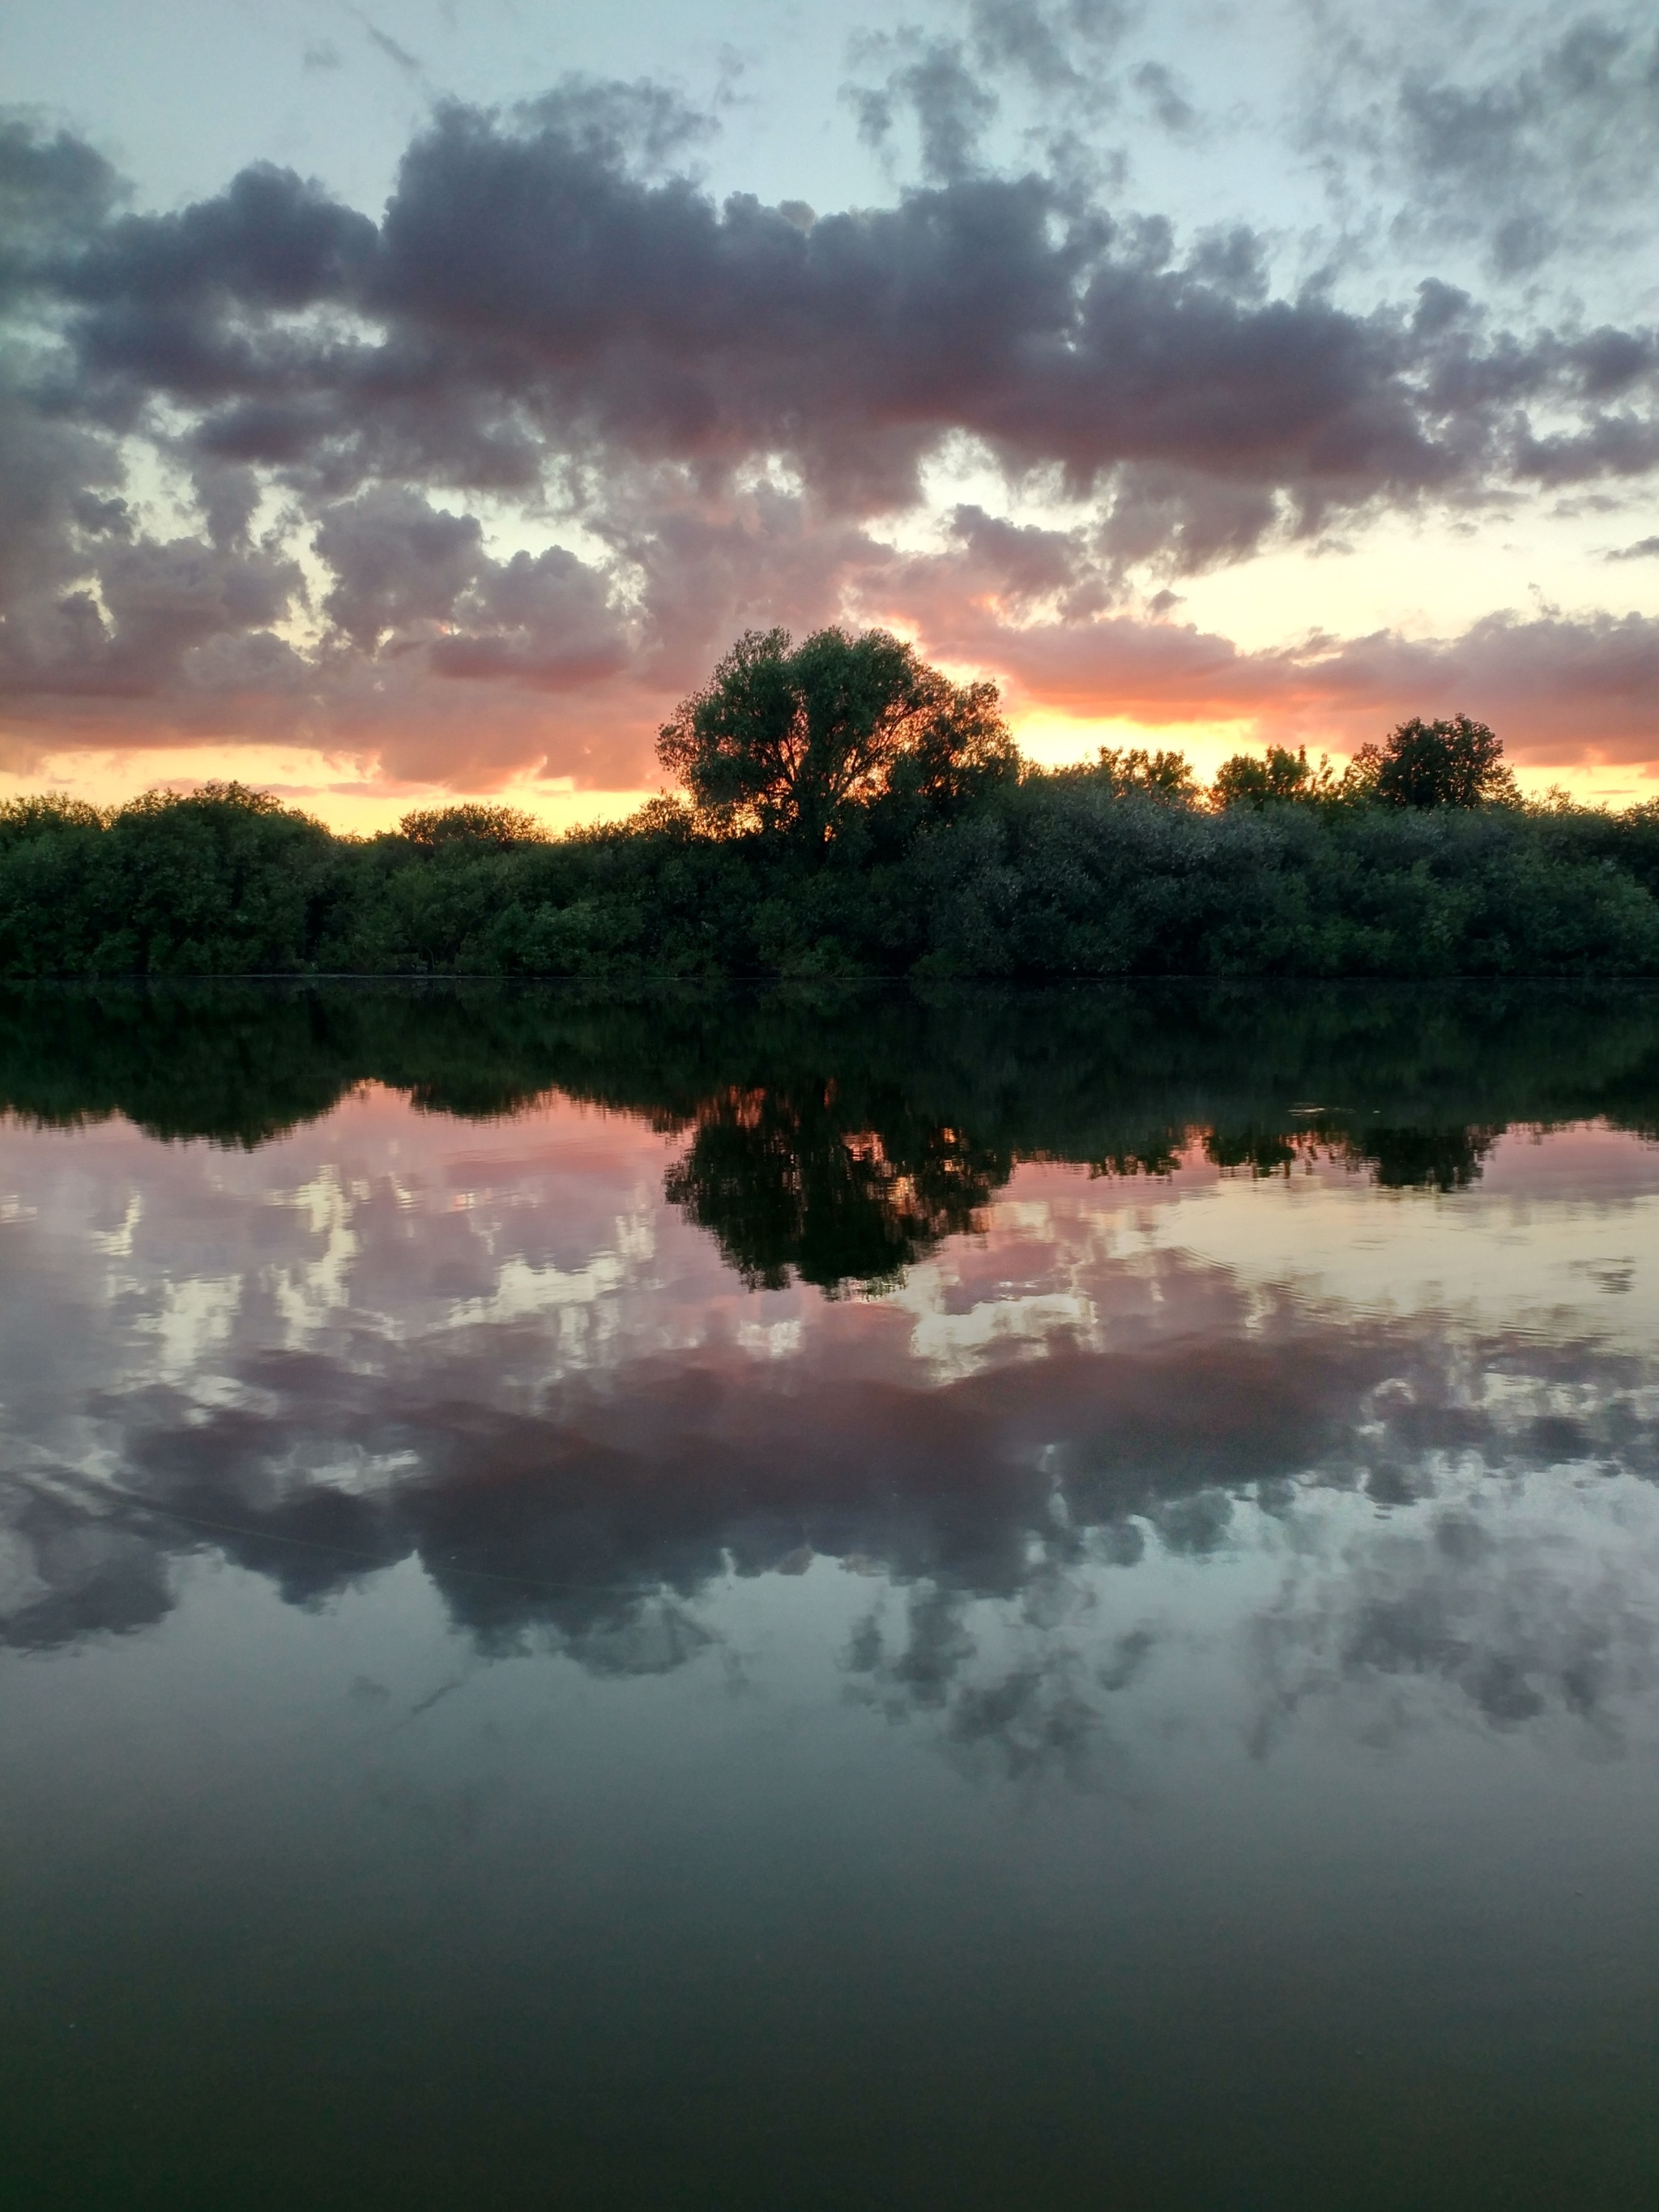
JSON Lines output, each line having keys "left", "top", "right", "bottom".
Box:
{"left": 0, "top": 975, "right": 1646, "bottom": 1287}
{"left": 664, "top": 1083, "right": 1009, "bottom": 1292}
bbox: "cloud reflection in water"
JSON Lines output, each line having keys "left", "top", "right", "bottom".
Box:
{"left": 2, "top": 1057, "right": 1657, "bottom": 1783}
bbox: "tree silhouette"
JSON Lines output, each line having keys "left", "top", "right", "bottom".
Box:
{"left": 1212, "top": 745, "right": 1338, "bottom": 809}
{"left": 1350, "top": 715, "right": 1519, "bottom": 809}
{"left": 656, "top": 626, "right": 1015, "bottom": 848}
{"left": 398, "top": 804, "right": 547, "bottom": 850}
{"left": 663, "top": 1083, "right": 1009, "bottom": 1292}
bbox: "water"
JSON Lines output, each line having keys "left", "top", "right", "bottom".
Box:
{"left": 2, "top": 982, "right": 1657, "bottom": 2210}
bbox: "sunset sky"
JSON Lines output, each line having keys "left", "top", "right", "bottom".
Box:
{"left": 4, "top": 0, "right": 1659, "bottom": 828}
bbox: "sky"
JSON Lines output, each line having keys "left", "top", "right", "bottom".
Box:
{"left": 3, "top": 0, "right": 1659, "bottom": 826}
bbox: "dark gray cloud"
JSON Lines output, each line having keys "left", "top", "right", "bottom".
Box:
{"left": 314, "top": 488, "right": 485, "bottom": 651}
{"left": 359, "top": 15, "right": 424, "bottom": 81}
{"left": 1397, "top": 15, "right": 1659, "bottom": 267}
{"left": 427, "top": 544, "right": 630, "bottom": 687}
{"left": 19, "top": 92, "right": 1657, "bottom": 519}
{"left": 0, "top": 486, "right": 307, "bottom": 707}
{"left": 0, "top": 74, "right": 1657, "bottom": 772}
{"left": 0, "top": 120, "right": 122, "bottom": 310}
{"left": 1294, "top": 606, "right": 1659, "bottom": 756}
{"left": 1128, "top": 60, "right": 1198, "bottom": 136}
{"left": 600, "top": 483, "right": 889, "bottom": 686}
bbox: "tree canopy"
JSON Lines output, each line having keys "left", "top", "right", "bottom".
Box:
{"left": 399, "top": 803, "right": 548, "bottom": 851}
{"left": 1053, "top": 746, "right": 1201, "bottom": 801}
{"left": 656, "top": 626, "right": 1017, "bottom": 847}
{"left": 1348, "top": 716, "right": 1519, "bottom": 809}
{"left": 1213, "top": 745, "right": 1339, "bottom": 810}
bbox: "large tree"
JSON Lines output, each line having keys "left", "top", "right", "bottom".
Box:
{"left": 656, "top": 626, "right": 1016, "bottom": 846}
{"left": 1350, "top": 715, "right": 1519, "bottom": 809}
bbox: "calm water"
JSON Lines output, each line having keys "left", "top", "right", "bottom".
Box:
{"left": 2, "top": 983, "right": 1658, "bottom": 2210}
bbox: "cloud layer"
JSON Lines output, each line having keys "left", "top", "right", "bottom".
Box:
{"left": 3, "top": 54, "right": 1659, "bottom": 789}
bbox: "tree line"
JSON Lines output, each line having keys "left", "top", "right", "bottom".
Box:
{"left": 2, "top": 627, "right": 1657, "bottom": 976}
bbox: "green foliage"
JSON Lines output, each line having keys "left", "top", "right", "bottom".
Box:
{"left": 655, "top": 626, "right": 1017, "bottom": 848}
{"left": 0, "top": 681, "right": 1656, "bottom": 980}
{"left": 1038, "top": 745, "right": 1201, "bottom": 802}
{"left": 1212, "top": 745, "right": 1341, "bottom": 809}
{"left": 0, "top": 783, "right": 346, "bottom": 978}
{"left": 0, "top": 795, "right": 108, "bottom": 846}
{"left": 663, "top": 1083, "right": 1007, "bottom": 1293}
{"left": 1348, "top": 715, "right": 1520, "bottom": 809}
{"left": 0, "top": 771, "right": 1657, "bottom": 979}
{"left": 397, "top": 803, "right": 549, "bottom": 850}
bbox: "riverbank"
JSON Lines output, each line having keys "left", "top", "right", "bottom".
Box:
{"left": 2, "top": 778, "right": 1658, "bottom": 978}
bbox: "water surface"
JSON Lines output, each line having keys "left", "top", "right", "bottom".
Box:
{"left": 2, "top": 983, "right": 1657, "bottom": 2209}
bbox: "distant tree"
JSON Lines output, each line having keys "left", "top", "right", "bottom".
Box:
{"left": 90, "top": 784, "right": 339, "bottom": 975}
{"left": 122, "top": 781, "right": 289, "bottom": 820}
{"left": 1091, "top": 746, "right": 1199, "bottom": 801}
{"left": 623, "top": 796, "right": 694, "bottom": 838}
{"left": 1211, "top": 745, "right": 1338, "bottom": 809}
{"left": 399, "top": 803, "right": 547, "bottom": 851}
{"left": 1347, "top": 715, "right": 1519, "bottom": 809}
{"left": 656, "top": 626, "right": 1016, "bottom": 847}
{"left": 1036, "top": 745, "right": 1198, "bottom": 803}
{"left": 0, "top": 794, "right": 107, "bottom": 847}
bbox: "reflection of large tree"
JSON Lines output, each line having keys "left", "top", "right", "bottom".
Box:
{"left": 663, "top": 1084, "right": 1010, "bottom": 1292}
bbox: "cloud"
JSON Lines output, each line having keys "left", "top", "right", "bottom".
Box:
{"left": 309, "top": 482, "right": 629, "bottom": 688}
{"left": 314, "top": 486, "right": 485, "bottom": 651}
{"left": 1290, "top": 608, "right": 1659, "bottom": 756}
{"left": 877, "top": 535, "right": 1659, "bottom": 758}
{"left": 27, "top": 92, "right": 1658, "bottom": 515}
{"left": 1128, "top": 60, "right": 1199, "bottom": 136}
{"left": 847, "top": 32, "right": 1000, "bottom": 183}
{"left": 0, "top": 438, "right": 309, "bottom": 708}
{"left": 0, "top": 115, "right": 125, "bottom": 284}
{"left": 359, "top": 19, "right": 424, "bottom": 80}
{"left": 1, "top": 79, "right": 1657, "bottom": 787}
{"left": 961, "top": 0, "right": 1138, "bottom": 109}
{"left": 1299, "top": 3, "right": 1659, "bottom": 282}
{"left": 1246, "top": 1480, "right": 1659, "bottom": 1749}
